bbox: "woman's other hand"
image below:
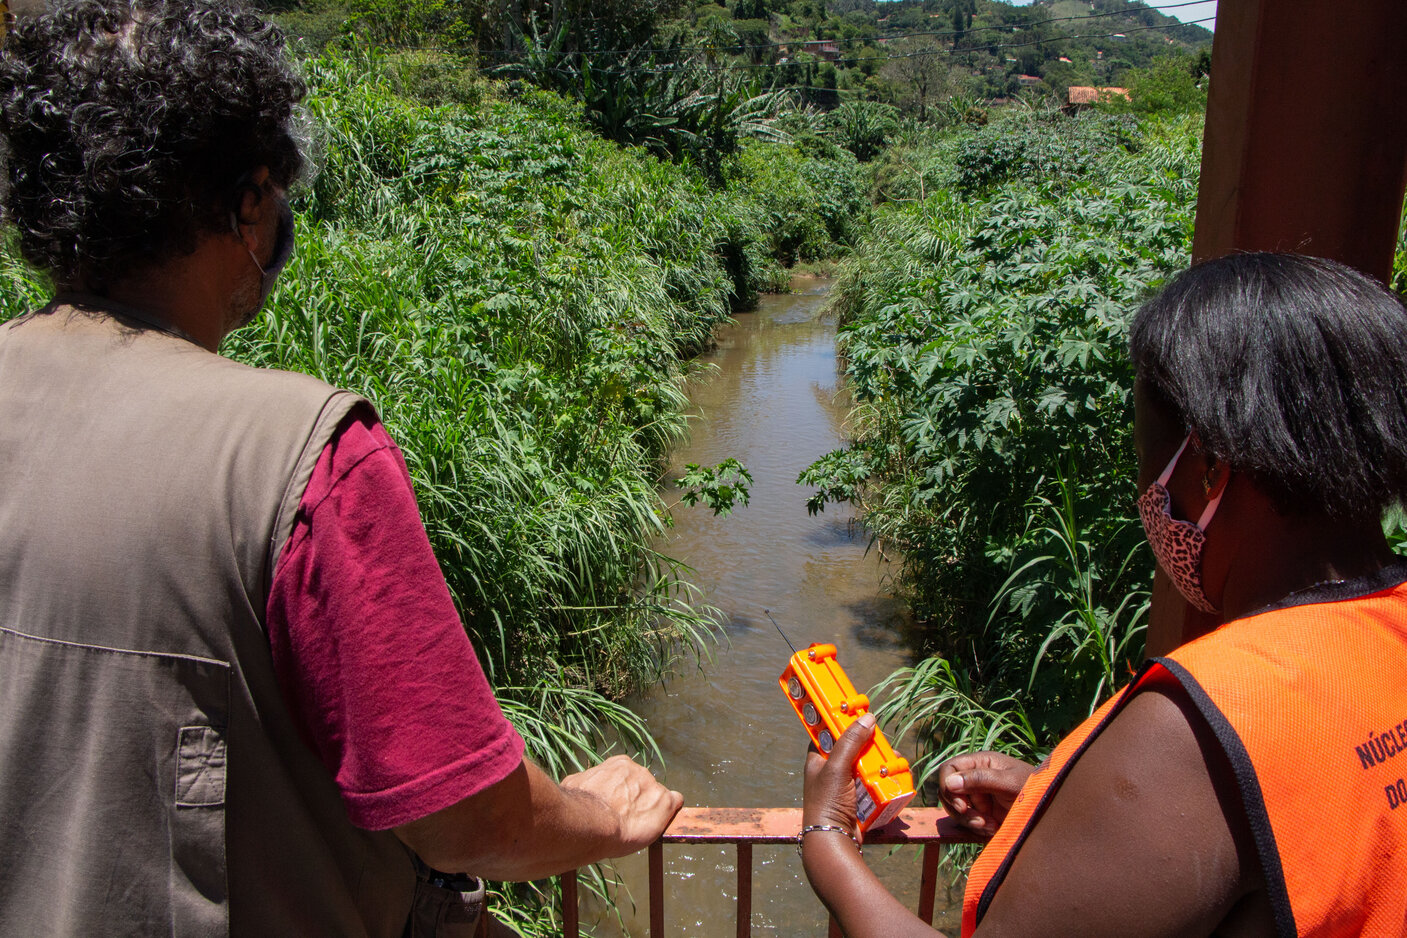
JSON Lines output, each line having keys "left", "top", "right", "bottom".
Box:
{"left": 937, "top": 751, "right": 1036, "bottom": 836}
{"left": 802, "top": 713, "right": 876, "bottom": 843}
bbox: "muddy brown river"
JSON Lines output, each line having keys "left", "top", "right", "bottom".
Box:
{"left": 585, "top": 279, "right": 963, "bottom": 936}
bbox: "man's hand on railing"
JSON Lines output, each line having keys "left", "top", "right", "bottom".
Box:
{"left": 936, "top": 751, "right": 1036, "bottom": 837}
{"left": 560, "top": 754, "right": 684, "bottom": 857}
{"left": 392, "top": 755, "right": 681, "bottom": 883}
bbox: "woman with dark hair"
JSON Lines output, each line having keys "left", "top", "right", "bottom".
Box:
{"left": 801, "top": 253, "right": 1407, "bottom": 936}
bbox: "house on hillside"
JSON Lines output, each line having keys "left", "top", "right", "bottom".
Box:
{"left": 1064, "top": 86, "right": 1131, "bottom": 113}
{"left": 1016, "top": 74, "right": 1042, "bottom": 88}
{"left": 798, "top": 39, "right": 839, "bottom": 61}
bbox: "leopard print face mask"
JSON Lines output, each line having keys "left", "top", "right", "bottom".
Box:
{"left": 1137, "top": 433, "right": 1224, "bottom": 614}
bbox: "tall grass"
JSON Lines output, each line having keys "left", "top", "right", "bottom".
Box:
{"left": 874, "top": 474, "right": 1149, "bottom": 783}
{"left": 217, "top": 46, "right": 746, "bottom": 734}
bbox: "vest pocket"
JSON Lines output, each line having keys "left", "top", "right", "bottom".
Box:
{"left": 172, "top": 722, "right": 230, "bottom": 935}
{"left": 0, "top": 627, "right": 231, "bottom": 936}
{"left": 177, "top": 724, "right": 228, "bottom": 807}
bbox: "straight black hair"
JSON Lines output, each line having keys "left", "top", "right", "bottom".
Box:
{"left": 1130, "top": 252, "right": 1407, "bottom": 520}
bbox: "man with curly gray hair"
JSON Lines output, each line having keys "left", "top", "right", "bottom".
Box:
{"left": 0, "top": 2, "right": 681, "bottom": 935}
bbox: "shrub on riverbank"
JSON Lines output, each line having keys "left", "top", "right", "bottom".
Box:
{"left": 725, "top": 137, "right": 868, "bottom": 268}
{"left": 803, "top": 108, "right": 1204, "bottom": 778}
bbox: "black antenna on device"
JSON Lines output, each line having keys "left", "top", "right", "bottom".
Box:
{"left": 764, "top": 609, "right": 798, "bottom": 656}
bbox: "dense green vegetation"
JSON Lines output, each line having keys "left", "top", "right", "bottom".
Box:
{"left": 271, "top": 0, "right": 1211, "bottom": 145}
{"left": 811, "top": 100, "right": 1403, "bottom": 799}
{"left": 802, "top": 106, "right": 1204, "bottom": 780}
{"left": 0, "top": 41, "right": 870, "bottom": 934}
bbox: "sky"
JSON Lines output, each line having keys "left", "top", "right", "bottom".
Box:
{"left": 1007, "top": 0, "right": 1218, "bottom": 32}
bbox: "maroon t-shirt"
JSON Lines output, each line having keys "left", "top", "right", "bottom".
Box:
{"left": 266, "top": 406, "right": 524, "bottom": 831}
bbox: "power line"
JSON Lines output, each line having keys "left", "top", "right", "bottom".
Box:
{"left": 507, "top": 17, "right": 1215, "bottom": 76}
{"left": 481, "top": 1, "right": 1213, "bottom": 62}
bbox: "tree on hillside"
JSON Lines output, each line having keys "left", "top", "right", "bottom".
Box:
{"left": 945, "top": 0, "right": 976, "bottom": 44}
{"left": 788, "top": 0, "right": 827, "bottom": 37}
{"left": 1117, "top": 51, "right": 1207, "bottom": 113}
{"left": 481, "top": 0, "right": 688, "bottom": 55}
{"left": 881, "top": 35, "right": 956, "bottom": 120}
{"left": 345, "top": 0, "right": 688, "bottom": 54}
{"left": 1191, "top": 46, "right": 1212, "bottom": 79}
{"left": 731, "top": 17, "right": 772, "bottom": 61}
{"left": 886, "top": 6, "right": 929, "bottom": 31}
{"left": 1040, "top": 56, "right": 1095, "bottom": 97}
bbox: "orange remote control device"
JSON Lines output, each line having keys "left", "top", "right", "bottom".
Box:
{"left": 780, "top": 643, "right": 915, "bottom": 831}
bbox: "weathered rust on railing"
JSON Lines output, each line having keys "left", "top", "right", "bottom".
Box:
{"left": 560, "top": 806, "right": 984, "bottom": 937}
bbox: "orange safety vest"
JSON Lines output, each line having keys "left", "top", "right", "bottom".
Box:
{"left": 961, "top": 570, "right": 1407, "bottom": 937}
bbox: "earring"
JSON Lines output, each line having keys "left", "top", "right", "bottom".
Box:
{"left": 1202, "top": 475, "right": 1212, "bottom": 495}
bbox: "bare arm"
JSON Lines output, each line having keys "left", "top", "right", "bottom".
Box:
{"left": 973, "top": 681, "right": 1262, "bottom": 936}
{"left": 801, "top": 679, "right": 1264, "bottom": 937}
{"left": 393, "top": 754, "right": 683, "bottom": 881}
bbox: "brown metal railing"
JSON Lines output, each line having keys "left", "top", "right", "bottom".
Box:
{"left": 560, "top": 807, "right": 983, "bottom": 937}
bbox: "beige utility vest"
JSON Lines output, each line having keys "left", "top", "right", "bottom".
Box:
{"left": 0, "top": 302, "right": 415, "bottom": 936}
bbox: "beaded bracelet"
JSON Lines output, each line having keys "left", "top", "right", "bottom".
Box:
{"left": 796, "top": 824, "right": 861, "bottom": 857}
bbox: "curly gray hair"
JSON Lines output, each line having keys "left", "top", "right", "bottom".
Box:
{"left": 0, "top": 0, "right": 308, "bottom": 288}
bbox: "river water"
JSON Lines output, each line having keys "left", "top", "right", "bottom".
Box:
{"left": 586, "top": 279, "right": 962, "bottom": 935}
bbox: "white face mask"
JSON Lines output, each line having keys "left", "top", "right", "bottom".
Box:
{"left": 230, "top": 191, "right": 295, "bottom": 308}
{"left": 1137, "top": 433, "right": 1224, "bottom": 614}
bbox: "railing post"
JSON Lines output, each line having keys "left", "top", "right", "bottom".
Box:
{"left": 561, "top": 869, "right": 579, "bottom": 938}
{"left": 735, "top": 842, "right": 752, "bottom": 938}
{"left": 649, "top": 840, "right": 665, "bottom": 937}
{"left": 918, "top": 842, "right": 941, "bottom": 925}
